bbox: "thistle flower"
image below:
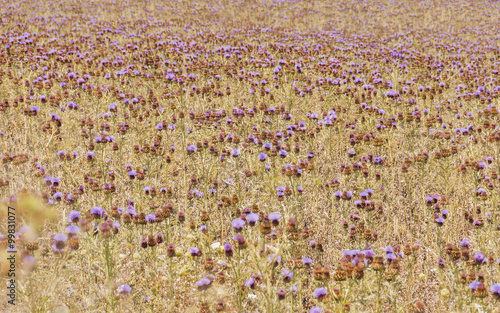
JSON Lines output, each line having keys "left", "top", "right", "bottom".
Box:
{"left": 231, "top": 148, "right": 240, "bottom": 157}
{"left": 167, "top": 244, "right": 176, "bottom": 257}
{"left": 231, "top": 218, "right": 245, "bottom": 231}
{"left": 386, "top": 253, "right": 397, "bottom": 262}
{"left": 53, "top": 233, "right": 67, "bottom": 250}
{"left": 441, "top": 210, "right": 449, "bottom": 219}
{"left": 224, "top": 243, "right": 233, "bottom": 257}
{"left": 233, "top": 234, "right": 247, "bottom": 249}
{"left": 156, "top": 232, "right": 164, "bottom": 244}
{"left": 187, "top": 145, "right": 197, "bottom": 154}
{"left": 469, "top": 281, "right": 488, "bottom": 298}
{"left": 245, "top": 278, "right": 255, "bottom": 289}
{"left": 281, "top": 269, "right": 294, "bottom": 282}
{"left": 310, "top": 307, "right": 323, "bottom": 313}
{"left": 117, "top": 284, "right": 132, "bottom": 296}
{"left": 371, "top": 256, "right": 385, "bottom": 271}
{"left": 260, "top": 219, "right": 272, "bottom": 234}
{"left": 313, "top": 287, "right": 327, "bottom": 300}
{"left": 91, "top": 207, "right": 106, "bottom": 219}
{"left": 268, "top": 212, "right": 282, "bottom": 226}
{"left": 127, "top": 169, "right": 141, "bottom": 180}
{"left": 474, "top": 252, "right": 485, "bottom": 265}
{"left": 145, "top": 214, "right": 156, "bottom": 223}
{"left": 460, "top": 239, "right": 470, "bottom": 247}
{"left": 302, "top": 257, "right": 313, "bottom": 267}
{"left": 469, "top": 281, "right": 481, "bottom": 290}
{"left": 491, "top": 284, "right": 500, "bottom": 300}
{"left": 277, "top": 288, "right": 287, "bottom": 300}
{"left": 189, "top": 247, "right": 202, "bottom": 257}
{"left": 246, "top": 213, "right": 259, "bottom": 225}
{"left": 67, "top": 211, "right": 80, "bottom": 223}
{"left": 65, "top": 225, "right": 80, "bottom": 238}
{"left": 99, "top": 223, "right": 112, "bottom": 238}
{"left": 196, "top": 278, "right": 212, "bottom": 291}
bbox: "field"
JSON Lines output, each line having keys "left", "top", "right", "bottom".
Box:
{"left": 1, "top": 0, "right": 500, "bottom": 312}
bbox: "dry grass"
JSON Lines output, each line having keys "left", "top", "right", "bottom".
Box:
{"left": 0, "top": 0, "right": 500, "bottom": 312}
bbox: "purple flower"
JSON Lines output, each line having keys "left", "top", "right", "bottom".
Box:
{"left": 268, "top": 212, "right": 282, "bottom": 221}
{"left": 460, "top": 239, "right": 470, "bottom": 247}
{"left": 195, "top": 278, "right": 212, "bottom": 291}
{"left": 224, "top": 243, "right": 233, "bottom": 256}
{"left": 313, "top": 287, "right": 327, "bottom": 298}
{"left": 435, "top": 217, "right": 445, "bottom": 226}
{"left": 65, "top": 225, "right": 80, "bottom": 234}
{"left": 364, "top": 249, "right": 375, "bottom": 258}
{"left": 53, "top": 192, "right": 63, "bottom": 201}
{"left": 258, "top": 153, "right": 268, "bottom": 161}
{"left": 491, "top": 284, "right": 500, "bottom": 295}
{"left": 281, "top": 269, "right": 293, "bottom": 279}
{"left": 189, "top": 247, "right": 201, "bottom": 257}
{"left": 145, "top": 214, "right": 156, "bottom": 223}
{"left": 437, "top": 258, "right": 445, "bottom": 267}
{"left": 117, "top": 284, "right": 132, "bottom": 295}
{"left": 386, "top": 253, "right": 397, "bottom": 260}
{"left": 126, "top": 207, "right": 138, "bottom": 216}
{"left": 425, "top": 196, "right": 434, "bottom": 204}
{"left": 53, "top": 233, "right": 67, "bottom": 242}
{"left": 269, "top": 212, "right": 282, "bottom": 226}
{"left": 473, "top": 252, "right": 485, "bottom": 263}
{"left": 187, "top": 145, "right": 197, "bottom": 153}
{"left": 91, "top": 206, "right": 106, "bottom": 218}
{"left": 469, "top": 281, "right": 481, "bottom": 290}
{"left": 385, "top": 246, "right": 394, "bottom": 253}
{"left": 231, "top": 149, "right": 241, "bottom": 157}
{"left": 302, "top": 257, "right": 313, "bottom": 265}
{"left": 232, "top": 218, "right": 246, "bottom": 230}
{"left": 245, "top": 278, "right": 255, "bottom": 288}
{"left": 310, "top": 307, "right": 323, "bottom": 313}
{"left": 246, "top": 213, "right": 259, "bottom": 225}
{"left": 233, "top": 233, "right": 246, "bottom": 244}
